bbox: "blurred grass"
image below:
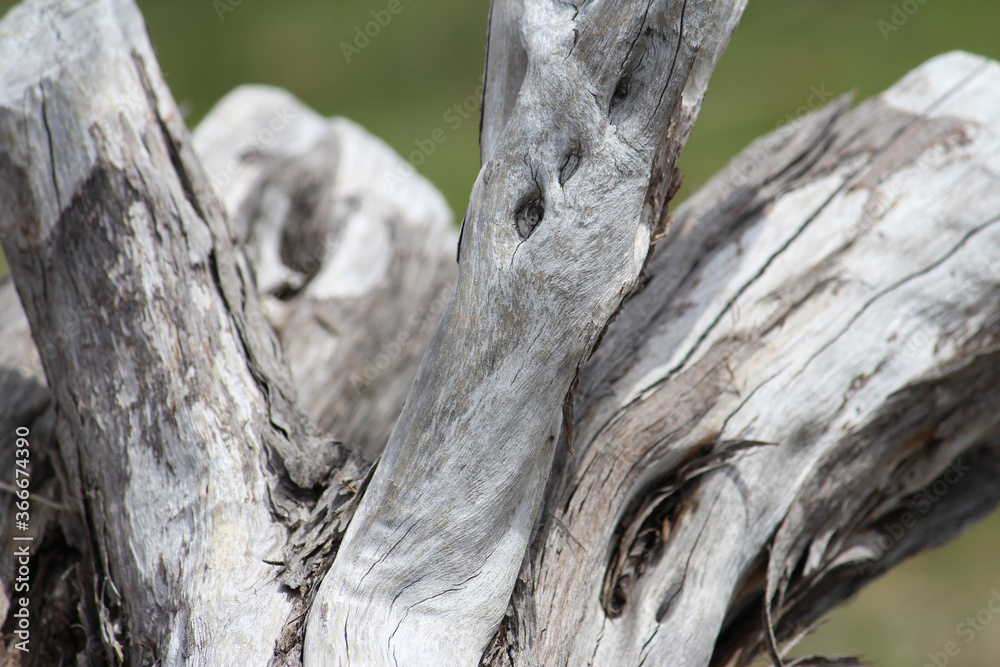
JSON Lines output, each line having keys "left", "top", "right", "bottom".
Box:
{"left": 2, "top": 0, "right": 1000, "bottom": 264}
{"left": 677, "top": 0, "right": 1000, "bottom": 201}
{"left": 2, "top": 1, "right": 1000, "bottom": 664}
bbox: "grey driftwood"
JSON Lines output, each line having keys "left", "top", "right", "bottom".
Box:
{"left": 0, "top": 0, "right": 999, "bottom": 665}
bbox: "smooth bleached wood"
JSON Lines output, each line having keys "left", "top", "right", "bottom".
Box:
{"left": 192, "top": 86, "right": 458, "bottom": 461}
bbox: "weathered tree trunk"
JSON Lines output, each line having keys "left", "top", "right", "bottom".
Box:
{"left": 304, "top": 1, "right": 747, "bottom": 664}
{"left": 1, "top": 0, "right": 999, "bottom": 666}
{"left": 0, "top": 0, "right": 369, "bottom": 663}
{"left": 486, "top": 50, "right": 1000, "bottom": 667}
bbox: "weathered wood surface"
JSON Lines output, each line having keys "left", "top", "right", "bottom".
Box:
{"left": 0, "top": 76, "right": 456, "bottom": 664}
{"left": 191, "top": 86, "right": 457, "bottom": 461}
{"left": 0, "top": 0, "right": 363, "bottom": 663}
{"left": 0, "top": 278, "right": 80, "bottom": 663}
{"left": 483, "top": 50, "right": 1000, "bottom": 666}
{"left": 303, "top": 1, "right": 747, "bottom": 665}
{"left": 2, "top": 0, "right": 1000, "bottom": 665}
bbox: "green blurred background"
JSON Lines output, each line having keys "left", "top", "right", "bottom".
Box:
{"left": 2, "top": 1, "right": 999, "bottom": 664}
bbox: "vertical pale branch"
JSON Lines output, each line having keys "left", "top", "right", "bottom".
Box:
{"left": 304, "top": 1, "right": 746, "bottom": 664}
{"left": 0, "top": 0, "right": 356, "bottom": 662}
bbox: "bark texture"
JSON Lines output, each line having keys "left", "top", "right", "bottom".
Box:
{"left": 482, "top": 51, "right": 1000, "bottom": 667}
{"left": 1, "top": 0, "right": 999, "bottom": 666}
{"left": 0, "top": 1, "right": 361, "bottom": 663}
{"left": 304, "top": 1, "right": 747, "bottom": 665}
